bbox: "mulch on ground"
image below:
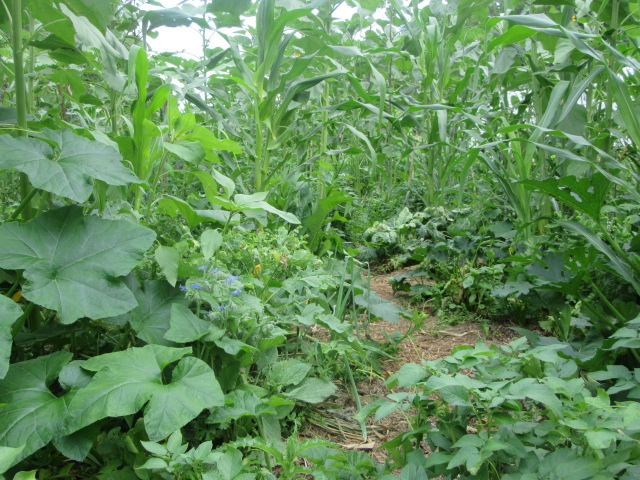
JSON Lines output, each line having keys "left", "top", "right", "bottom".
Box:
{"left": 300, "top": 268, "right": 522, "bottom": 462}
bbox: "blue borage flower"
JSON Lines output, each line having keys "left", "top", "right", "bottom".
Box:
{"left": 198, "top": 265, "right": 208, "bottom": 271}
{"left": 230, "top": 289, "right": 242, "bottom": 296}
{"left": 190, "top": 283, "right": 203, "bottom": 290}
{"left": 226, "top": 275, "right": 239, "bottom": 283}
{"left": 216, "top": 305, "right": 226, "bottom": 310}
{"left": 179, "top": 285, "right": 188, "bottom": 292}
{"left": 210, "top": 267, "right": 221, "bottom": 274}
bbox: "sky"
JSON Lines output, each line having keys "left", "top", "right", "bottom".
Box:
{"left": 145, "top": 0, "right": 362, "bottom": 57}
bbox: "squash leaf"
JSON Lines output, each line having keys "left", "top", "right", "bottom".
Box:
{"left": 0, "top": 129, "right": 139, "bottom": 203}
{"left": 0, "top": 206, "right": 156, "bottom": 324}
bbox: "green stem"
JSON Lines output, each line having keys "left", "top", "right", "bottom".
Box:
{"left": 134, "top": 185, "right": 143, "bottom": 212}
{"left": 11, "top": 0, "right": 33, "bottom": 220}
{"left": 259, "top": 264, "right": 282, "bottom": 301}
{"left": 27, "top": 13, "right": 34, "bottom": 112}
{"left": 257, "top": 419, "right": 273, "bottom": 471}
{"left": 110, "top": 89, "right": 118, "bottom": 134}
{"left": 589, "top": 279, "right": 624, "bottom": 327}
{"left": 10, "top": 185, "right": 37, "bottom": 221}
{"left": 342, "top": 352, "right": 367, "bottom": 440}
{"left": 148, "top": 152, "right": 169, "bottom": 207}
{"left": 603, "top": 0, "right": 619, "bottom": 154}
{"left": 202, "top": 0, "right": 208, "bottom": 103}
{"left": 599, "top": 223, "right": 640, "bottom": 279}
{"left": 254, "top": 93, "right": 264, "bottom": 191}
{"left": 221, "top": 211, "right": 237, "bottom": 235}
{"left": 261, "top": 147, "right": 271, "bottom": 190}
{"left": 11, "top": 0, "right": 26, "bottom": 130}
{"left": 11, "top": 302, "right": 34, "bottom": 336}
{"left": 6, "top": 278, "right": 20, "bottom": 298}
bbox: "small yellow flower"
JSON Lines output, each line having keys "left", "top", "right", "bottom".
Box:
{"left": 253, "top": 264, "right": 261, "bottom": 275}
{"left": 305, "top": 300, "right": 309, "bottom": 305}
{"left": 12, "top": 290, "right": 22, "bottom": 302}
{"left": 572, "top": 15, "right": 577, "bottom": 21}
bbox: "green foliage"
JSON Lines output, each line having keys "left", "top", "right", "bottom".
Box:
{"left": 0, "top": 346, "right": 223, "bottom": 467}
{"left": 360, "top": 337, "right": 640, "bottom": 479}
{"left": 1, "top": 0, "right": 640, "bottom": 478}
{"left": 0, "top": 295, "right": 22, "bottom": 379}
{"left": 0, "top": 206, "right": 156, "bottom": 323}
{"left": 0, "top": 129, "right": 138, "bottom": 202}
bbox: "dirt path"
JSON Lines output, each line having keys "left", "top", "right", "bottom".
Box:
{"left": 366, "top": 268, "right": 517, "bottom": 367}
{"left": 301, "top": 269, "right": 520, "bottom": 459}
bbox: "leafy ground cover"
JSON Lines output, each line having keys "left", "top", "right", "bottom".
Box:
{"left": 2, "top": 0, "right": 640, "bottom": 478}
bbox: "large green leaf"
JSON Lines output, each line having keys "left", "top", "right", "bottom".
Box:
{"left": 0, "top": 295, "right": 22, "bottom": 379}
{"left": 65, "top": 0, "right": 116, "bottom": 31}
{"left": 164, "top": 304, "right": 224, "bottom": 343}
{"left": 501, "top": 13, "right": 558, "bottom": 28}
{"left": 284, "top": 378, "right": 337, "bottom": 404}
{"left": 520, "top": 173, "right": 610, "bottom": 222}
{"left": 159, "top": 196, "right": 231, "bottom": 228}
{"left": 271, "top": 70, "right": 346, "bottom": 129}
{"left": 267, "top": 359, "right": 312, "bottom": 387}
{"left": 155, "top": 246, "right": 180, "bottom": 286}
{"left": 508, "top": 378, "right": 563, "bottom": 416}
{"left": 304, "top": 192, "right": 352, "bottom": 251}
{"left": 0, "top": 352, "right": 73, "bottom": 466}
{"left": 63, "top": 345, "right": 224, "bottom": 441}
{"left": 354, "top": 291, "right": 406, "bottom": 323}
{"left": 207, "top": 390, "right": 277, "bottom": 425}
{"left": 609, "top": 71, "right": 640, "bottom": 148}
{"left": 538, "top": 448, "right": 601, "bottom": 480}
{"left": 26, "top": 0, "right": 76, "bottom": 44}
{"left": 488, "top": 25, "right": 536, "bottom": 51}
{"left": 0, "top": 445, "right": 25, "bottom": 475}
{"left": 0, "top": 206, "right": 156, "bottom": 324}
{"left": 111, "top": 280, "right": 188, "bottom": 346}
{"left": 163, "top": 141, "right": 206, "bottom": 164}
{"left": 142, "top": 7, "right": 209, "bottom": 33}
{"left": 59, "top": 5, "right": 129, "bottom": 91}
{"left": 201, "top": 230, "right": 223, "bottom": 260}
{"left": 231, "top": 192, "right": 300, "bottom": 224}
{"left": 0, "top": 129, "right": 138, "bottom": 202}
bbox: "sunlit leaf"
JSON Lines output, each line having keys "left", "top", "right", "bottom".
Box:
{"left": 63, "top": 345, "right": 224, "bottom": 441}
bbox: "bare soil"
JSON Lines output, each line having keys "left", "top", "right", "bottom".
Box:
{"left": 300, "top": 268, "right": 521, "bottom": 462}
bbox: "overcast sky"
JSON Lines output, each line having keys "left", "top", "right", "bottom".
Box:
{"left": 145, "top": 0, "right": 361, "bottom": 57}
